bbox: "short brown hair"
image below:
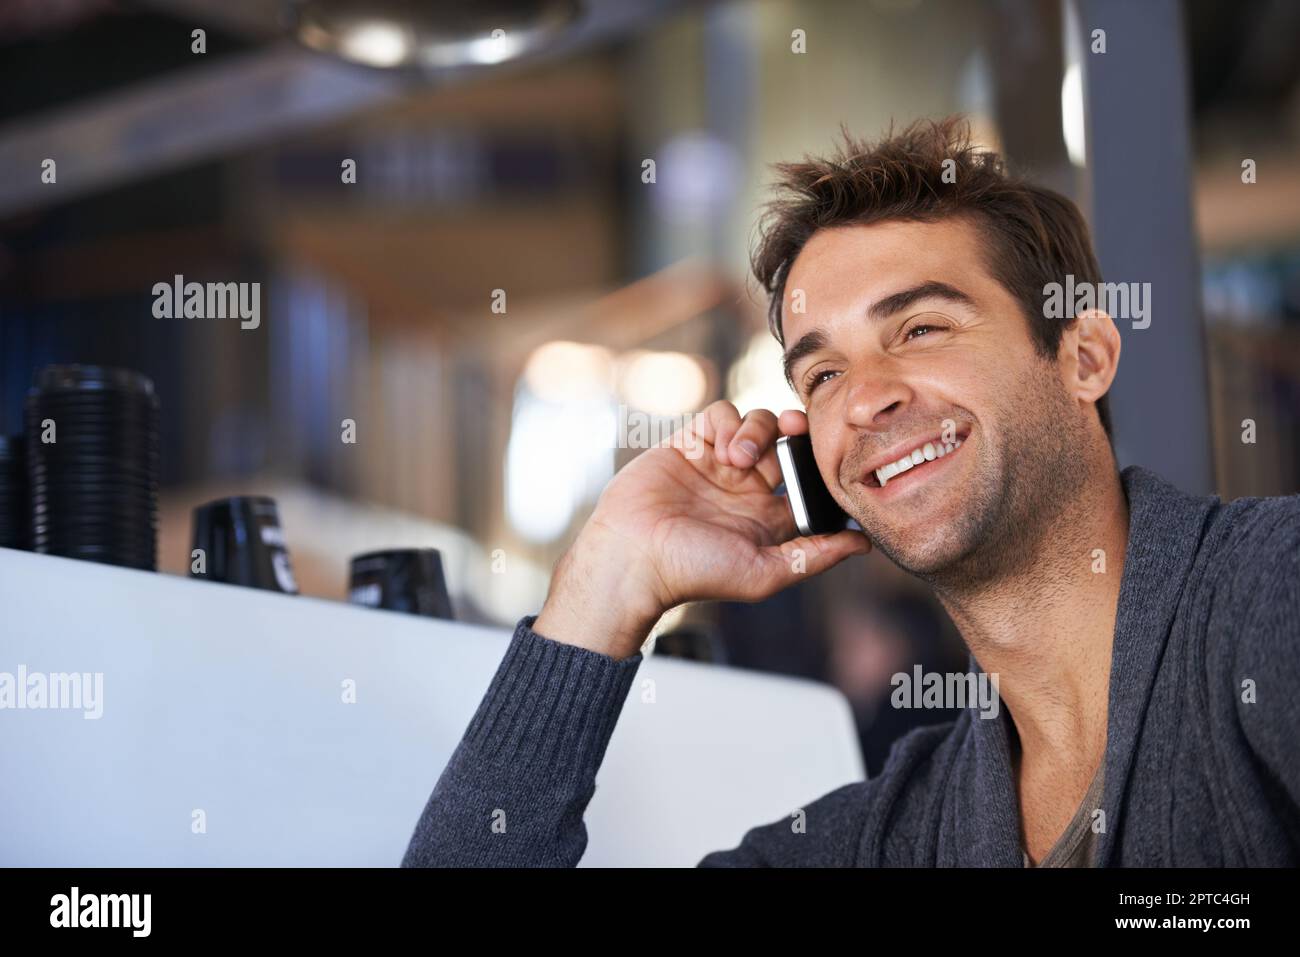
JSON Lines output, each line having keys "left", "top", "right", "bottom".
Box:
{"left": 751, "top": 115, "right": 1113, "bottom": 441}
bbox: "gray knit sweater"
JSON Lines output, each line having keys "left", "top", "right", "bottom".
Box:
{"left": 401, "top": 465, "right": 1300, "bottom": 866}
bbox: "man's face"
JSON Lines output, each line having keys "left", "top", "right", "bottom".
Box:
{"left": 781, "top": 217, "right": 1089, "bottom": 583}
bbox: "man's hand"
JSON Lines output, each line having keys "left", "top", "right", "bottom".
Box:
{"left": 533, "top": 401, "right": 871, "bottom": 659}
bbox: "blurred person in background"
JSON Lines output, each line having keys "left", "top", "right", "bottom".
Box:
{"left": 826, "top": 591, "right": 966, "bottom": 778}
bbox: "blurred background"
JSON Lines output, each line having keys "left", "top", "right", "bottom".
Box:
{"left": 1, "top": 0, "right": 1298, "bottom": 774}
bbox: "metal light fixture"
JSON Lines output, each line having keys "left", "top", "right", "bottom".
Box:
{"left": 292, "top": 0, "right": 583, "bottom": 70}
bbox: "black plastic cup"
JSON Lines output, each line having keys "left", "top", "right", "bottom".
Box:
{"left": 652, "top": 626, "right": 726, "bottom": 663}
{"left": 190, "top": 496, "right": 299, "bottom": 594}
{"left": 25, "top": 365, "right": 159, "bottom": 570}
{"left": 348, "top": 548, "right": 454, "bottom": 620}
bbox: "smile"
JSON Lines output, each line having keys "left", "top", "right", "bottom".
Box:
{"left": 862, "top": 428, "right": 970, "bottom": 492}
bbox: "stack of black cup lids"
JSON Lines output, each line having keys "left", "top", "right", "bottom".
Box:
{"left": 0, "top": 434, "right": 27, "bottom": 550}
{"left": 25, "top": 365, "right": 160, "bottom": 571}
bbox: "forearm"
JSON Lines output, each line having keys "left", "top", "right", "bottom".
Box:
{"left": 401, "top": 616, "right": 642, "bottom": 867}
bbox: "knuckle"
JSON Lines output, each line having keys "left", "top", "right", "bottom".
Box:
{"left": 708, "top": 399, "right": 740, "bottom": 422}
{"left": 740, "top": 413, "right": 779, "bottom": 443}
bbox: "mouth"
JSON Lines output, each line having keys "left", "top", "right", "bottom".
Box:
{"left": 862, "top": 427, "right": 971, "bottom": 492}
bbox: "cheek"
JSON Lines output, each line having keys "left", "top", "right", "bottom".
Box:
{"left": 921, "top": 356, "right": 993, "bottom": 417}
{"left": 808, "top": 419, "right": 849, "bottom": 483}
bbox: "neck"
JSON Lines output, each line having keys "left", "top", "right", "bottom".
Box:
{"left": 934, "top": 452, "right": 1129, "bottom": 776}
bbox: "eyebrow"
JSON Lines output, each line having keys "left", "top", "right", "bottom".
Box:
{"left": 868, "top": 280, "right": 975, "bottom": 321}
{"left": 781, "top": 280, "right": 976, "bottom": 386}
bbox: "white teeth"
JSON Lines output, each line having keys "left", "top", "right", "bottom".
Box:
{"left": 872, "top": 435, "right": 965, "bottom": 489}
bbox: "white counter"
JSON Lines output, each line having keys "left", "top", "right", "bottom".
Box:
{"left": 0, "top": 547, "right": 863, "bottom": 866}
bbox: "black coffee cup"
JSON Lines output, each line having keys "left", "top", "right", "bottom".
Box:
{"left": 348, "top": 548, "right": 454, "bottom": 620}
{"left": 190, "top": 496, "right": 299, "bottom": 593}
{"left": 653, "top": 626, "right": 726, "bottom": 663}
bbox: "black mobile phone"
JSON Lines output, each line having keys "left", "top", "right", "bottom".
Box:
{"left": 776, "top": 433, "right": 851, "bottom": 536}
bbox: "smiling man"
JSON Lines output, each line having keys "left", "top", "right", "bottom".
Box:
{"left": 403, "top": 117, "right": 1300, "bottom": 868}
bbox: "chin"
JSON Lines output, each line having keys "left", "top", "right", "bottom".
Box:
{"left": 857, "top": 514, "right": 982, "bottom": 579}
{"left": 892, "top": 538, "right": 968, "bottom": 577}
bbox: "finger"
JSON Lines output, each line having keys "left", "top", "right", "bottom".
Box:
{"left": 708, "top": 403, "right": 743, "bottom": 467}
{"left": 752, "top": 445, "right": 784, "bottom": 491}
{"left": 760, "top": 487, "right": 798, "bottom": 538}
{"left": 661, "top": 402, "right": 730, "bottom": 460}
{"left": 725, "top": 408, "right": 780, "bottom": 469}
{"left": 778, "top": 408, "right": 809, "bottom": 436}
{"left": 667, "top": 400, "right": 742, "bottom": 465}
{"left": 759, "top": 530, "right": 871, "bottom": 592}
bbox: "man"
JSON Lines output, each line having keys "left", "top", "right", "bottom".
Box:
{"left": 402, "top": 117, "right": 1300, "bottom": 867}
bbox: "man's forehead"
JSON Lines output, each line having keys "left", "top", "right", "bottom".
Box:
{"left": 783, "top": 219, "right": 987, "bottom": 325}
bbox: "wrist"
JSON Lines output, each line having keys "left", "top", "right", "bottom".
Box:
{"left": 534, "top": 528, "right": 666, "bottom": 660}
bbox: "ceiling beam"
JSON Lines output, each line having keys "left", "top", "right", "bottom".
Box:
{"left": 0, "top": 46, "right": 402, "bottom": 219}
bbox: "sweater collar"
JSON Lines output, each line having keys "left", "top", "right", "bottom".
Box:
{"left": 952, "top": 464, "right": 1218, "bottom": 867}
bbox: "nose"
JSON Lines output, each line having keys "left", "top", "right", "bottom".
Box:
{"left": 842, "top": 364, "right": 912, "bottom": 431}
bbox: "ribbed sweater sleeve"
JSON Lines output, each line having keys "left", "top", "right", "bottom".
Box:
{"left": 401, "top": 615, "right": 642, "bottom": 867}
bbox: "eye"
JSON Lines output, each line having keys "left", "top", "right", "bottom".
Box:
{"left": 805, "top": 368, "right": 840, "bottom": 395}
{"left": 904, "top": 322, "right": 941, "bottom": 341}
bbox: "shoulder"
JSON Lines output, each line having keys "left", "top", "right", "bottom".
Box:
{"left": 1198, "top": 491, "right": 1300, "bottom": 790}
{"left": 1204, "top": 490, "right": 1300, "bottom": 611}
{"left": 697, "top": 719, "right": 959, "bottom": 867}
{"left": 1197, "top": 491, "right": 1300, "bottom": 705}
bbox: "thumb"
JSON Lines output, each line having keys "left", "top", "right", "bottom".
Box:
{"left": 760, "top": 529, "right": 871, "bottom": 585}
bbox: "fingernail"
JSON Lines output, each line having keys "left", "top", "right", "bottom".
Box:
{"left": 735, "top": 439, "right": 759, "bottom": 463}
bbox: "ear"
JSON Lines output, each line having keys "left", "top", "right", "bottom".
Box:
{"left": 1062, "top": 308, "right": 1121, "bottom": 411}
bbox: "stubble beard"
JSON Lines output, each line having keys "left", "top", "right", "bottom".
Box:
{"left": 845, "top": 361, "right": 1092, "bottom": 595}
